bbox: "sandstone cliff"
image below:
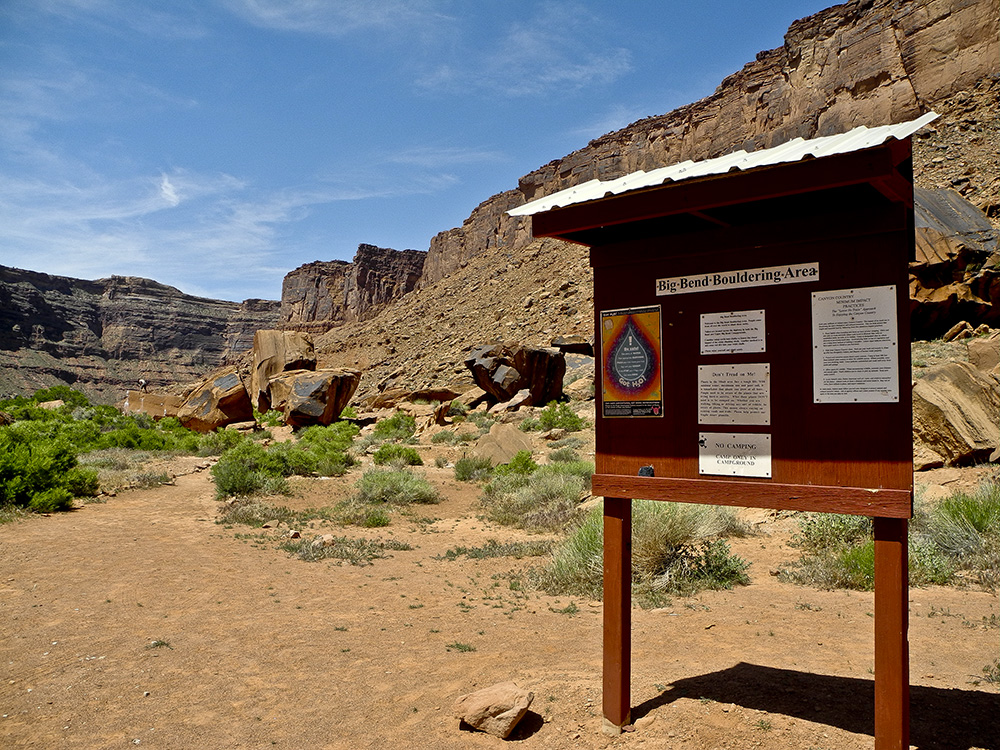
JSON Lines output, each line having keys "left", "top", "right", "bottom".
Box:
{"left": 0, "top": 266, "right": 280, "bottom": 403}
{"left": 421, "top": 0, "right": 1000, "bottom": 287}
{"left": 280, "top": 243, "right": 426, "bottom": 331}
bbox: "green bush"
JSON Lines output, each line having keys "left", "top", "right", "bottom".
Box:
{"left": 353, "top": 468, "right": 440, "bottom": 506}
{"left": 549, "top": 447, "right": 581, "bottom": 463}
{"left": 521, "top": 401, "right": 588, "bottom": 433}
{"left": 493, "top": 450, "right": 538, "bottom": 478}
{"left": 0, "top": 430, "right": 85, "bottom": 512}
{"left": 454, "top": 455, "right": 494, "bottom": 482}
{"left": 211, "top": 441, "right": 290, "bottom": 499}
{"left": 535, "top": 501, "right": 750, "bottom": 605}
{"left": 781, "top": 507, "right": 963, "bottom": 591}
{"left": 197, "top": 429, "right": 247, "bottom": 457}
{"left": 373, "top": 443, "right": 423, "bottom": 466}
{"left": 372, "top": 411, "right": 417, "bottom": 442}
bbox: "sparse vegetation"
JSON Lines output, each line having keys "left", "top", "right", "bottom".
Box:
{"left": 480, "top": 457, "right": 593, "bottom": 532}
{"left": 534, "top": 500, "right": 750, "bottom": 606}
{"left": 281, "top": 535, "right": 412, "bottom": 564}
{"left": 437, "top": 539, "right": 554, "bottom": 560}
{"left": 779, "top": 485, "right": 1000, "bottom": 591}
{"left": 372, "top": 443, "right": 423, "bottom": 466}
{"left": 372, "top": 411, "right": 417, "bottom": 442}
{"left": 520, "top": 401, "right": 588, "bottom": 433}
{"left": 453, "top": 455, "right": 494, "bottom": 482}
{"left": 352, "top": 468, "right": 441, "bottom": 506}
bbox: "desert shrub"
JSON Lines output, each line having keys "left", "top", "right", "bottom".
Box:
{"left": 253, "top": 409, "right": 285, "bottom": 427}
{"left": 535, "top": 501, "right": 750, "bottom": 605}
{"left": 373, "top": 443, "right": 423, "bottom": 466}
{"left": 480, "top": 459, "right": 594, "bottom": 532}
{"left": 432, "top": 430, "right": 476, "bottom": 446}
{"left": 447, "top": 401, "right": 469, "bottom": 418}
{"left": 28, "top": 487, "right": 74, "bottom": 513}
{"left": 353, "top": 468, "right": 440, "bottom": 506}
{"left": 330, "top": 499, "right": 392, "bottom": 528}
{"left": 549, "top": 446, "right": 581, "bottom": 463}
{"left": 298, "top": 421, "right": 359, "bottom": 453}
{"left": 211, "top": 441, "right": 289, "bottom": 499}
{"left": 493, "top": 450, "right": 538, "bottom": 478}
{"left": 263, "top": 441, "right": 319, "bottom": 476}
{"left": 0, "top": 430, "right": 84, "bottom": 512}
{"left": 281, "top": 534, "right": 410, "bottom": 564}
{"left": 63, "top": 466, "right": 100, "bottom": 498}
{"left": 454, "top": 455, "right": 494, "bottom": 482}
{"left": 298, "top": 422, "right": 358, "bottom": 476}
{"left": 372, "top": 411, "right": 416, "bottom": 442}
{"left": 218, "top": 499, "right": 295, "bottom": 527}
{"left": 521, "top": 401, "right": 588, "bottom": 433}
{"left": 197, "top": 429, "right": 247, "bottom": 457}
{"left": 780, "top": 509, "right": 958, "bottom": 590}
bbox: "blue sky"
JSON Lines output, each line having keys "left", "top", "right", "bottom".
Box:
{"left": 1, "top": 1, "right": 834, "bottom": 302}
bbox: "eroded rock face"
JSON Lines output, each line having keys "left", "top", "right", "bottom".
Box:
{"left": 267, "top": 368, "right": 361, "bottom": 428}
{"left": 280, "top": 244, "right": 426, "bottom": 330}
{"left": 0, "top": 266, "right": 279, "bottom": 403}
{"left": 421, "top": 0, "right": 999, "bottom": 287}
{"left": 464, "top": 344, "right": 565, "bottom": 406}
{"left": 250, "top": 330, "right": 317, "bottom": 412}
{"left": 912, "top": 361, "right": 1000, "bottom": 466}
{"left": 177, "top": 367, "right": 254, "bottom": 433}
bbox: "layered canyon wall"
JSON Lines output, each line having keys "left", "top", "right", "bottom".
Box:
{"left": 421, "top": 0, "right": 1000, "bottom": 287}
{"left": 280, "top": 243, "right": 426, "bottom": 331}
{"left": 0, "top": 266, "right": 279, "bottom": 402}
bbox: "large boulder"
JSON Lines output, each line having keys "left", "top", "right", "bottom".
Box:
{"left": 912, "top": 361, "right": 1000, "bottom": 467}
{"left": 178, "top": 368, "right": 254, "bottom": 433}
{"left": 267, "top": 369, "right": 360, "bottom": 428}
{"left": 464, "top": 344, "right": 565, "bottom": 406}
{"left": 250, "top": 330, "right": 316, "bottom": 412}
{"left": 473, "top": 422, "right": 534, "bottom": 466}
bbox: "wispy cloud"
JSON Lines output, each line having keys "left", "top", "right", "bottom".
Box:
{"left": 221, "top": 0, "right": 450, "bottom": 36}
{"left": 416, "top": 1, "right": 631, "bottom": 98}
{"left": 385, "top": 146, "right": 506, "bottom": 168}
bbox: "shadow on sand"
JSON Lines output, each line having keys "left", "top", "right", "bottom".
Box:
{"left": 635, "top": 662, "right": 998, "bottom": 749}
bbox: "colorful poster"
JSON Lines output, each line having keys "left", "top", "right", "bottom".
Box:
{"left": 600, "top": 305, "right": 663, "bottom": 418}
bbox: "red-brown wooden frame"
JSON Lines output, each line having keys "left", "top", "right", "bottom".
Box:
{"left": 528, "top": 139, "right": 915, "bottom": 747}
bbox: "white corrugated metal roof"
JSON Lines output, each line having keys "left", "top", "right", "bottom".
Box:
{"left": 508, "top": 112, "right": 939, "bottom": 218}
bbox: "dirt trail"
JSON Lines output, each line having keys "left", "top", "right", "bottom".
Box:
{"left": 1, "top": 465, "right": 998, "bottom": 750}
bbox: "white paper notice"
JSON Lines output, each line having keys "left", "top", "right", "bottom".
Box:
{"left": 697, "top": 363, "right": 770, "bottom": 425}
{"left": 812, "top": 285, "right": 899, "bottom": 403}
{"left": 699, "top": 432, "right": 772, "bottom": 478}
{"left": 700, "top": 309, "right": 766, "bottom": 355}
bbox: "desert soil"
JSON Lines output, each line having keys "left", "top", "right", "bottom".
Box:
{"left": 1, "top": 446, "right": 998, "bottom": 750}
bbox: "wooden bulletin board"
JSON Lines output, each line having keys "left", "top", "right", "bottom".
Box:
{"left": 534, "top": 141, "right": 916, "bottom": 518}
{"left": 530, "top": 135, "right": 917, "bottom": 748}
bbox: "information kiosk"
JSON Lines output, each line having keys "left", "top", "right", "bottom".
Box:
{"left": 509, "top": 113, "right": 938, "bottom": 749}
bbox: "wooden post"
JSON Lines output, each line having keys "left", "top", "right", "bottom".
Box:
{"left": 603, "top": 497, "right": 631, "bottom": 735}
{"left": 874, "top": 516, "right": 909, "bottom": 749}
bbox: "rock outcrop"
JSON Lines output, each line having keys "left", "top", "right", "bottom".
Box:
{"left": 912, "top": 360, "right": 1000, "bottom": 467}
{"left": 910, "top": 188, "right": 1000, "bottom": 338}
{"left": 177, "top": 367, "right": 255, "bottom": 433}
{"left": 280, "top": 243, "right": 426, "bottom": 331}
{"left": 421, "top": 0, "right": 999, "bottom": 287}
{"left": 250, "top": 330, "right": 317, "bottom": 412}
{"left": 464, "top": 344, "right": 566, "bottom": 406}
{"left": 0, "top": 265, "right": 280, "bottom": 403}
{"left": 267, "top": 368, "right": 360, "bottom": 428}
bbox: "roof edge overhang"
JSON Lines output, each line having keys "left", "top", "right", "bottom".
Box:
{"left": 509, "top": 113, "right": 938, "bottom": 244}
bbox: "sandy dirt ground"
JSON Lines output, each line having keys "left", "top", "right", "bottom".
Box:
{"left": 1, "top": 454, "right": 998, "bottom": 750}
